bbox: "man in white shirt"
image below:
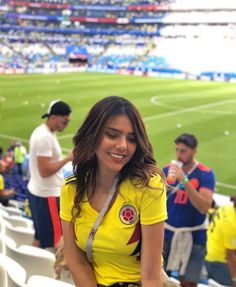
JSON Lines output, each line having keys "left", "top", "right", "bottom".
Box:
{"left": 28, "top": 100, "right": 73, "bottom": 249}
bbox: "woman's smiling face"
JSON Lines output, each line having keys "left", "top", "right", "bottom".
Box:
{"left": 95, "top": 114, "right": 137, "bottom": 176}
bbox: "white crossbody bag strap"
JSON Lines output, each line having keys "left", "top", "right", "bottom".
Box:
{"left": 86, "top": 177, "right": 119, "bottom": 262}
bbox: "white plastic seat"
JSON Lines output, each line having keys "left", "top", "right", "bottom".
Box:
{"left": 2, "top": 214, "right": 34, "bottom": 229}
{"left": 0, "top": 204, "right": 22, "bottom": 216}
{"left": 0, "top": 208, "right": 9, "bottom": 217}
{"left": 5, "top": 240, "right": 56, "bottom": 280}
{"left": 0, "top": 236, "right": 4, "bottom": 252}
{"left": 19, "top": 245, "right": 55, "bottom": 257}
{"left": 208, "top": 279, "right": 230, "bottom": 287}
{"left": 2, "top": 220, "right": 34, "bottom": 247}
{"left": 0, "top": 260, "right": 7, "bottom": 287}
{"left": 8, "top": 199, "right": 21, "bottom": 209}
{"left": 0, "top": 218, "right": 4, "bottom": 234}
{"left": 0, "top": 209, "right": 9, "bottom": 233}
{"left": 0, "top": 233, "right": 8, "bottom": 253}
{"left": 27, "top": 275, "right": 75, "bottom": 287}
{"left": 0, "top": 254, "right": 27, "bottom": 287}
{"left": 0, "top": 233, "right": 17, "bottom": 255}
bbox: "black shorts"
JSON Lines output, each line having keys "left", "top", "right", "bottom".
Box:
{"left": 28, "top": 192, "right": 62, "bottom": 248}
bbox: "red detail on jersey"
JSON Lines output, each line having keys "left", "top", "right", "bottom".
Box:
{"left": 127, "top": 222, "right": 141, "bottom": 245}
{"left": 119, "top": 204, "right": 137, "bottom": 225}
{"left": 197, "top": 163, "right": 211, "bottom": 172}
{"left": 174, "top": 190, "right": 188, "bottom": 204}
{"left": 190, "top": 178, "right": 200, "bottom": 189}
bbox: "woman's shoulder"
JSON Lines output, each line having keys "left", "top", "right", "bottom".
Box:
{"left": 62, "top": 175, "right": 77, "bottom": 188}
{"left": 123, "top": 174, "right": 164, "bottom": 192}
{"left": 148, "top": 173, "right": 165, "bottom": 188}
{"left": 61, "top": 175, "right": 77, "bottom": 202}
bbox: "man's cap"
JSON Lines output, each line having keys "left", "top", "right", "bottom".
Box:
{"left": 41, "top": 100, "right": 72, "bottom": 119}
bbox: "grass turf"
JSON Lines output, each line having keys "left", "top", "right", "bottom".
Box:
{"left": 0, "top": 72, "right": 236, "bottom": 196}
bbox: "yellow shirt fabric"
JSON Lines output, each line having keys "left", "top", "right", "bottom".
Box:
{"left": 14, "top": 146, "right": 26, "bottom": 164}
{"left": 60, "top": 175, "right": 167, "bottom": 285}
{"left": 206, "top": 203, "right": 236, "bottom": 263}
{"left": 0, "top": 175, "right": 4, "bottom": 190}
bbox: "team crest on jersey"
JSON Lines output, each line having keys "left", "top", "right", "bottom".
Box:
{"left": 119, "top": 204, "right": 137, "bottom": 225}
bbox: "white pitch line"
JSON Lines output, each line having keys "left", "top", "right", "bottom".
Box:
{"left": 0, "top": 132, "right": 72, "bottom": 153}
{"left": 150, "top": 96, "right": 180, "bottom": 110}
{"left": 200, "top": 110, "right": 234, "bottom": 115}
{"left": 151, "top": 96, "right": 234, "bottom": 115}
{"left": 216, "top": 182, "right": 236, "bottom": 190}
{"left": 0, "top": 131, "right": 73, "bottom": 143}
{"left": 0, "top": 133, "right": 28, "bottom": 144}
{"left": 145, "top": 97, "right": 236, "bottom": 122}
{"left": 58, "top": 134, "right": 75, "bottom": 139}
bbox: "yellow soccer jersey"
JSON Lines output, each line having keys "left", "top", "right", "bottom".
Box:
{"left": 0, "top": 174, "right": 4, "bottom": 190}
{"left": 60, "top": 175, "right": 167, "bottom": 285}
{"left": 206, "top": 203, "right": 236, "bottom": 263}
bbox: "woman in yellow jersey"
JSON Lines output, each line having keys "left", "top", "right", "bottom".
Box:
{"left": 60, "top": 96, "right": 167, "bottom": 287}
{"left": 205, "top": 196, "right": 236, "bottom": 287}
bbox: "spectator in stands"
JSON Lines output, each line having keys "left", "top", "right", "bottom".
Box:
{"left": 0, "top": 161, "right": 16, "bottom": 206}
{"left": 1, "top": 141, "right": 16, "bottom": 174}
{"left": 60, "top": 96, "right": 168, "bottom": 286}
{"left": 162, "top": 133, "right": 215, "bottom": 287}
{"left": 205, "top": 196, "right": 236, "bottom": 287}
{"left": 0, "top": 146, "right": 3, "bottom": 160}
{"left": 13, "top": 140, "right": 27, "bottom": 176}
{"left": 28, "top": 100, "right": 73, "bottom": 250}
{"left": 0, "top": 147, "right": 4, "bottom": 172}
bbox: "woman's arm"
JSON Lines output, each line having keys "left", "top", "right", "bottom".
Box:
{"left": 141, "top": 221, "right": 165, "bottom": 287}
{"left": 61, "top": 220, "right": 97, "bottom": 287}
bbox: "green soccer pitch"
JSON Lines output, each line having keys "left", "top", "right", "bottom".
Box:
{"left": 0, "top": 72, "right": 236, "bottom": 196}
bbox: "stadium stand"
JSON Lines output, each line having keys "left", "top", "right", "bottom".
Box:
{"left": 0, "top": 0, "right": 236, "bottom": 80}
{"left": 3, "top": 173, "right": 28, "bottom": 203}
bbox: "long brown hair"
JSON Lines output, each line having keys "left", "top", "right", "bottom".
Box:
{"left": 72, "top": 96, "right": 165, "bottom": 219}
